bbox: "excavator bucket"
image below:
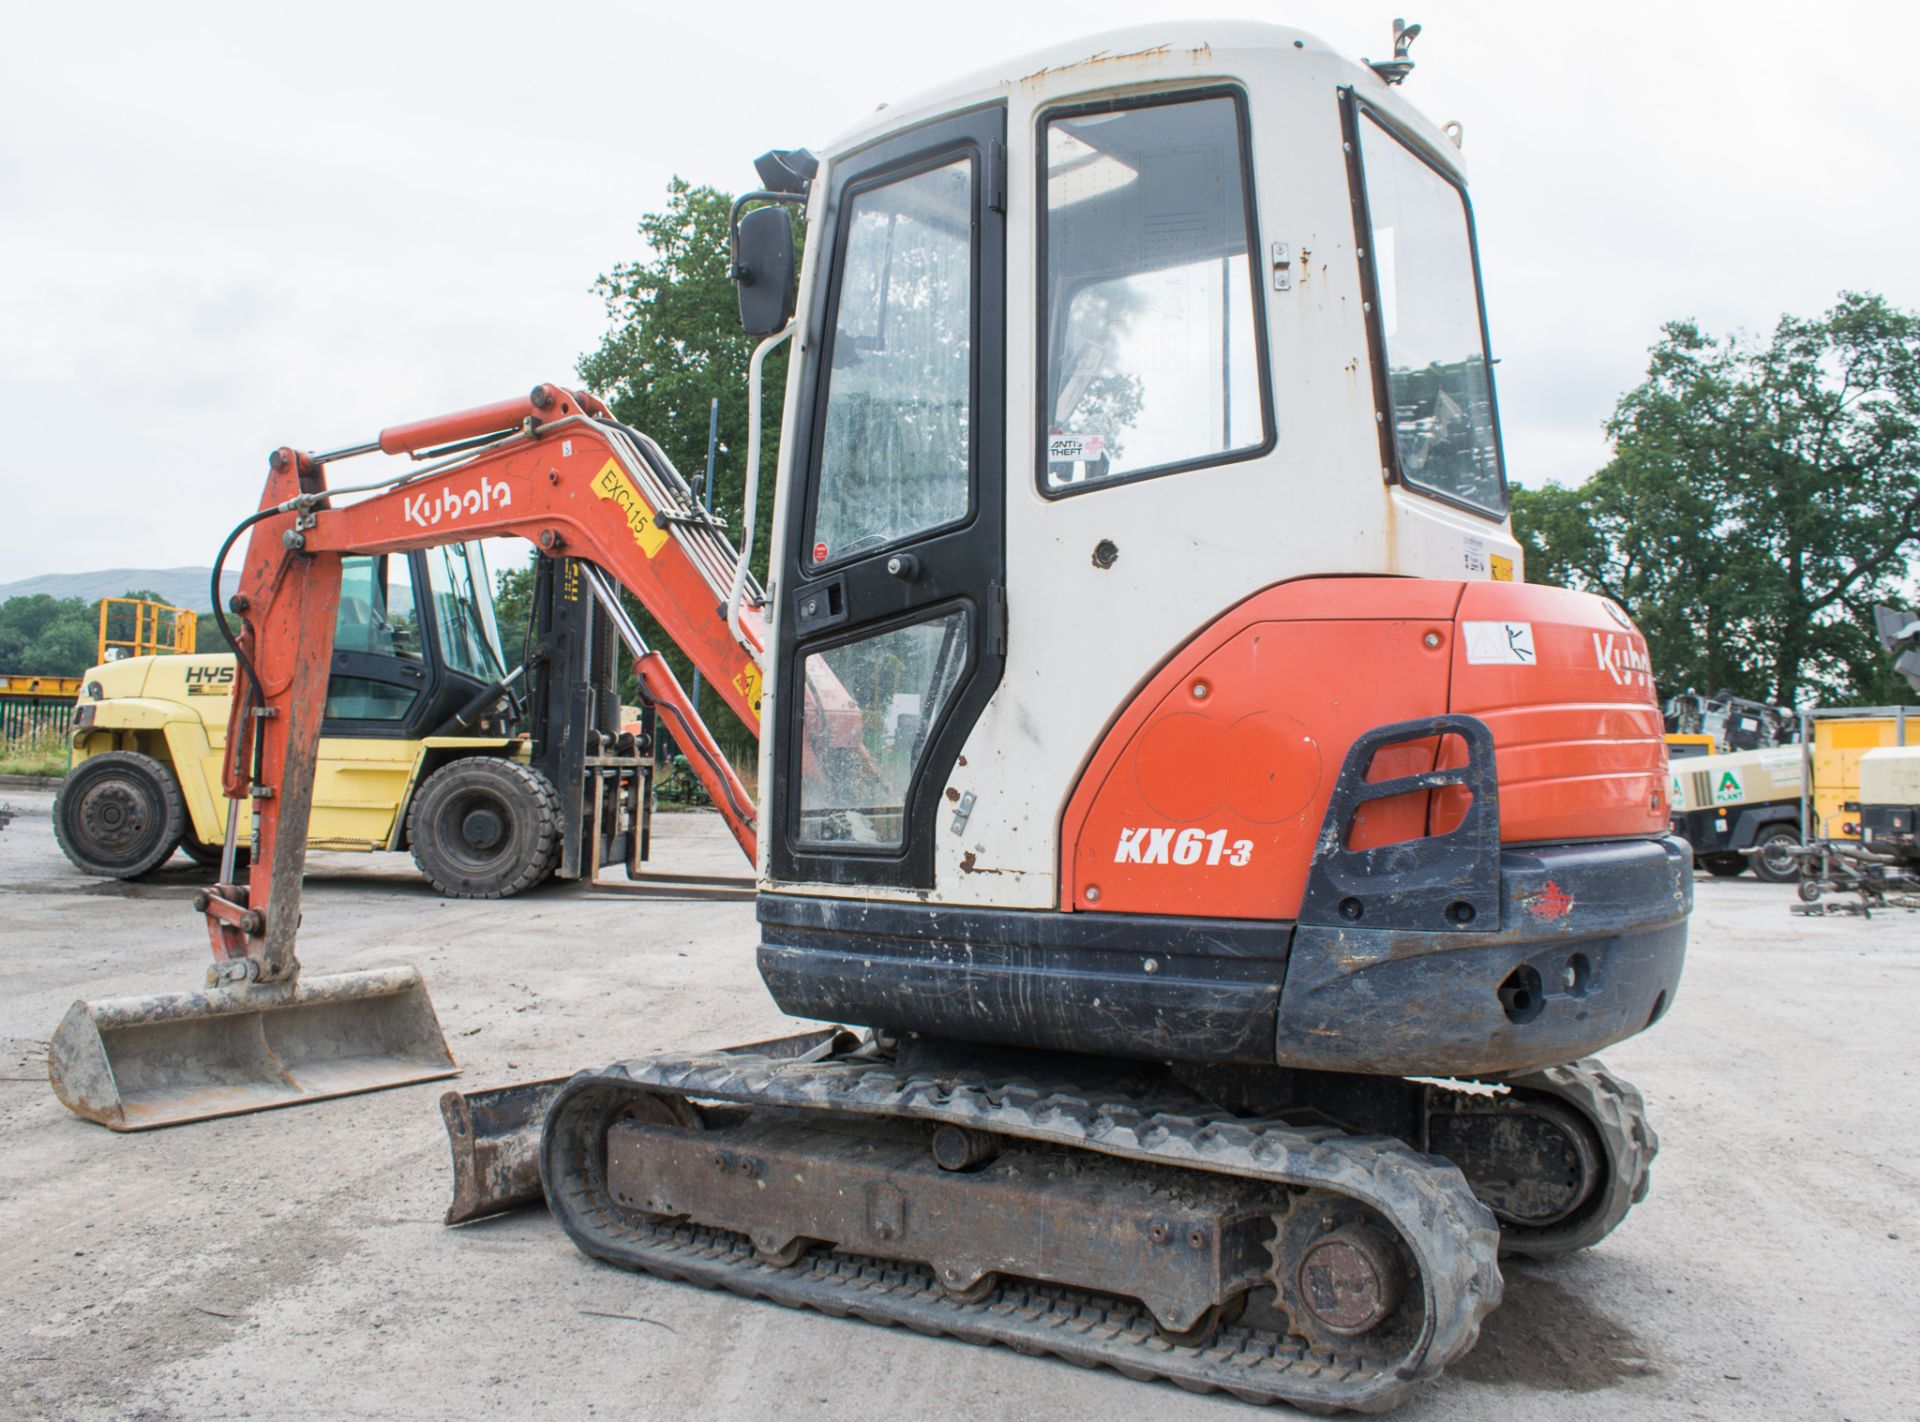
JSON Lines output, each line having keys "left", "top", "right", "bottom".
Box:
{"left": 48, "top": 966, "right": 457, "bottom": 1131}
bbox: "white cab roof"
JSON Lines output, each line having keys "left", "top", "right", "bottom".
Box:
{"left": 821, "top": 19, "right": 1456, "bottom": 174}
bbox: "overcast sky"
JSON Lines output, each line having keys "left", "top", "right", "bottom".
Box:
{"left": 2, "top": 0, "right": 1913, "bottom": 581}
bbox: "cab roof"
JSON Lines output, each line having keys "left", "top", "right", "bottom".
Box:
{"left": 820, "top": 19, "right": 1456, "bottom": 173}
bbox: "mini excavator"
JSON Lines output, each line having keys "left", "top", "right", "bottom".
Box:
{"left": 56, "top": 21, "right": 1691, "bottom": 1410}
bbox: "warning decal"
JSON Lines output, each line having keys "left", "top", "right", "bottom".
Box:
{"left": 1047, "top": 434, "right": 1107, "bottom": 461}
{"left": 1462, "top": 620, "right": 1536, "bottom": 666}
{"left": 732, "top": 659, "right": 764, "bottom": 716}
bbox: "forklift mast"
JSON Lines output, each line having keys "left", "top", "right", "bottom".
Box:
{"left": 523, "top": 554, "right": 654, "bottom": 882}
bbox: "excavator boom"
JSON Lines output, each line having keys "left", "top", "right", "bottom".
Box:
{"left": 50, "top": 382, "right": 779, "bottom": 1129}
{"left": 209, "top": 383, "right": 768, "bottom": 980}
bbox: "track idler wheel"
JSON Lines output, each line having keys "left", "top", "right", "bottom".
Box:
{"left": 1429, "top": 1059, "right": 1657, "bottom": 1259}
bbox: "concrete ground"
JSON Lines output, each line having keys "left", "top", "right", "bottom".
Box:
{"left": 1, "top": 787, "right": 1915, "bottom": 1422}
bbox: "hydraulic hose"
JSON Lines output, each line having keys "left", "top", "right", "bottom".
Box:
{"left": 209, "top": 504, "right": 287, "bottom": 787}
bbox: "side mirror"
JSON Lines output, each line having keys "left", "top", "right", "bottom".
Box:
{"left": 734, "top": 205, "right": 796, "bottom": 337}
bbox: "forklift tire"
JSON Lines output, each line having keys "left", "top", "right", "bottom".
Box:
{"left": 1749, "top": 825, "right": 1802, "bottom": 884}
{"left": 407, "top": 758, "right": 561, "bottom": 899}
{"left": 1702, "top": 854, "right": 1747, "bottom": 878}
{"left": 53, "top": 750, "right": 187, "bottom": 879}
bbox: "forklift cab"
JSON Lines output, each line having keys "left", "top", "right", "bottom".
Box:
{"left": 321, "top": 541, "right": 514, "bottom": 740}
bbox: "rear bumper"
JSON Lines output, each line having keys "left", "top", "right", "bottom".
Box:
{"left": 757, "top": 835, "right": 1691, "bottom": 1077}
{"left": 758, "top": 899, "right": 1288, "bottom": 1064}
{"left": 1274, "top": 835, "right": 1690, "bottom": 1076}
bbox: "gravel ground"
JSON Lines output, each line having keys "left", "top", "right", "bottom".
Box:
{"left": 1, "top": 789, "right": 1915, "bottom": 1421}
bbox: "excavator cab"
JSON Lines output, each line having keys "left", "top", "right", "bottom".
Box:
{"left": 742, "top": 33, "right": 1683, "bottom": 1080}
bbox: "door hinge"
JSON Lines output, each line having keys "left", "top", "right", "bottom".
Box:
{"left": 1271, "top": 241, "right": 1293, "bottom": 292}
{"left": 985, "top": 141, "right": 1006, "bottom": 215}
{"left": 987, "top": 581, "right": 1007, "bottom": 655}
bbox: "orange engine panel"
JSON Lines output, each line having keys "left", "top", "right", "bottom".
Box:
{"left": 1060, "top": 577, "right": 1668, "bottom": 920}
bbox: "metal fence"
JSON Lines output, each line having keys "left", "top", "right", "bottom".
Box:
{"left": 1, "top": 695, "right": 71, "bottom": 746}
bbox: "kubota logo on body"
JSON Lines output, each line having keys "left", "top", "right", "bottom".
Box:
{"left": 402, "top": 475, "right": 512, "bottom": 528}
{"left": 1593, "top": 631, "right": 1652, "bottom": 689}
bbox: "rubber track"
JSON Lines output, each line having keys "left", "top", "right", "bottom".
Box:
{"left": 1482, "top": 1058, "right": 1657, "bottom": 1259}
{"left": 542, "top": 1049, "right": 1504, "bottom": 1413}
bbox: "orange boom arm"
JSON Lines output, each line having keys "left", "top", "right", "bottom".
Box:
{"left": 206, "top": 384, "right": 768, "bottom": 978}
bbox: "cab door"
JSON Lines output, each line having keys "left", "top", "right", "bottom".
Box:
{"left": 770, "top": 107, "right": 1007, "bottom": 891}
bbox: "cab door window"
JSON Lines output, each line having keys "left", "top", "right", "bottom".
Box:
{"left": 1351, "top": 107, "right": 1506, "bottom": 515}
{"left": 425, "top": 543, "right": 505, "bottom": 680}
{"left": 798, "top": 611, "right": 969, "bottom": 848}
{"left": 809, "top": 158, "right": 975, "bottom": 566}
{"left": 333, "top": 555, "right": 421, "bottom": 663}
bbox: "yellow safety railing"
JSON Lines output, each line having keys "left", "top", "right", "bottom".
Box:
{"left": 97, "top": 598, "right": 197, "bottom": 663}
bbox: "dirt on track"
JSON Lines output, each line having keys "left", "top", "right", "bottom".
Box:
{"left": 1, "top": 791, "right": 1915, "bottom": 1421}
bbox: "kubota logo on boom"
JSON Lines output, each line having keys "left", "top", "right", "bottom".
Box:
{"left": 1593, "top": 631, "right": 1652, "bottom": 689}
{"left": 402, "top": 475, "right": 512, "bottom": 528}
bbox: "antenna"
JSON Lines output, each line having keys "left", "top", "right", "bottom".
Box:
{"left": 1367, "top": 18, "right": 1422, "bottom": 86}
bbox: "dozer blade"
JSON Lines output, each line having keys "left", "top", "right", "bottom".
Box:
{"left": 48, "top": 965, "right": 458, "bottom": 1131}
{"left": 439, "top": 1029, "right": 860, "bottom": 1224}
{"left": 441, "top": 1078, "right": 567, "bottom": 1224}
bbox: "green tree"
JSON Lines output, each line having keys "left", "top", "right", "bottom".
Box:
{"left": 576, "top": 179, "right": 801, "bottom": 761}
{"left": 1513, "top": 292, "right": 1920, "bottom": 707}
{"left": 0, "top": 589, "right": 214, "bottom": 675}
{"left": 491, "top": 552, "right": 538, "bottom": 672}
{"left": 194, "top": 615, "right": 232, "bottom": 655}
{"left": 0, "top": 595, "right": 98, "bottom": 675}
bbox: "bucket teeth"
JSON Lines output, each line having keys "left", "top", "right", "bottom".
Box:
{"left": 48, "top": 966, "right": 458, "bottom": 1131}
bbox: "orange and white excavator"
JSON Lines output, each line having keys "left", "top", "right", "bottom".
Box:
{"left": 51, "top": 20, "right": 1689, "bottom": 1410}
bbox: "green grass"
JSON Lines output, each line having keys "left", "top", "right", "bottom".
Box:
{"left": 0, "top": 727, "right": 69, "bottom": 778}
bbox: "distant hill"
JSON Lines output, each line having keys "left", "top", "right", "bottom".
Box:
{"left": 0, "top": 567, "right": 241, "bottom": 613}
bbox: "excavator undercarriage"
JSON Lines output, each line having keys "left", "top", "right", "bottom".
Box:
{"left": 528, "top": 1033, "right": 1651, "bottom": 1412}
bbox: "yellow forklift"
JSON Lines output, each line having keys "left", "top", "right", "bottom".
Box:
{"left": 56, "top": 543, "right": 656, "bottom": 897}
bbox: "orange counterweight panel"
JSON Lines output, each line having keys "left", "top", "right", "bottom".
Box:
{"left": 1444, "top": 580, "right": 1668, "bottom": 844}
{"left": 1060, "top": 577, "right": 1671, "bottom": 921}
{"left": 1061, "top": 578, "right": 1461, "bottom": 921}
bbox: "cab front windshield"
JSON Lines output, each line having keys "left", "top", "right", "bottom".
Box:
{"left": 1356, "top": 111, "right": 1505, "bottom": 514}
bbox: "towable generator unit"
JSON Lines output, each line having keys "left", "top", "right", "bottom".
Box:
{"left": 53, "top": 21, "right": 1689, "bottom": 1410}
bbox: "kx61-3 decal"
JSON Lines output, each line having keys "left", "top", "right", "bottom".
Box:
{"left": 1114, "top": 827, "right": 1254, "bottom": 867}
